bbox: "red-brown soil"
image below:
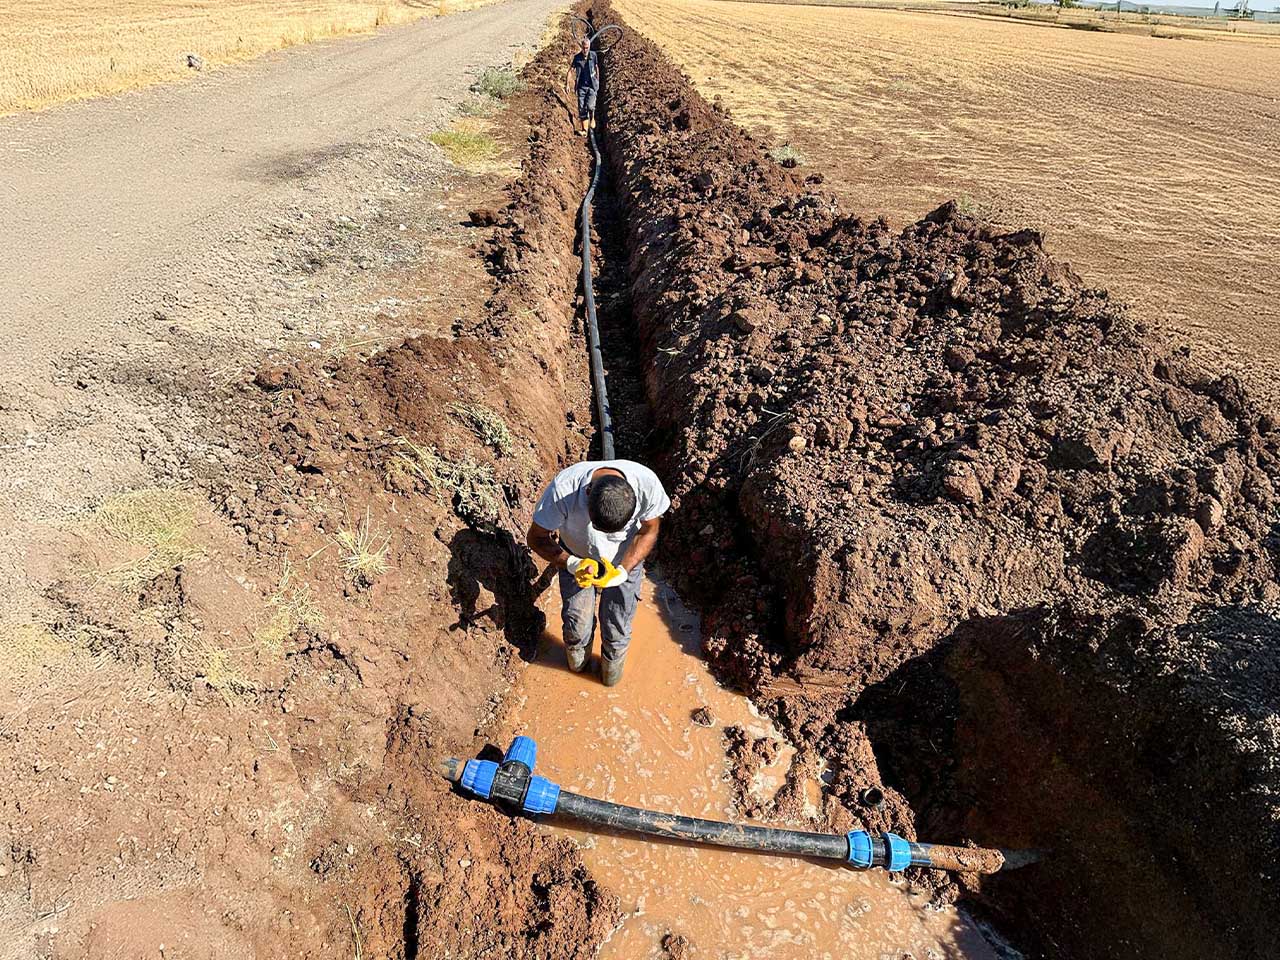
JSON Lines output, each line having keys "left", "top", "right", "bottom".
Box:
{"left": 219, "top": 25, "right": 622, "bottom": 955}
{"left": 3, "top": 18, "right": 623, "bottom": 959}
{"left": 588, "top": 3, "right": 1280, "bottom": 957}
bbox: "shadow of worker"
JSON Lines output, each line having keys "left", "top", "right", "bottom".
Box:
{"left": 446, "top": 526, "right": 556, "bottom": 665}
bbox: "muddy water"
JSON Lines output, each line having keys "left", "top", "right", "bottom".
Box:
{"left": 504, "top": 573, "right": 1003, "bottom": 959}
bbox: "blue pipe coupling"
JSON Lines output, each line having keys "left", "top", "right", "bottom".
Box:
{"left": 846, "top": 830, "right": 914, "bottom": 871}
{"left": 460, "top": 758, "right": 497, "bottom": 799}
{"left": 505, "top": 735, "right": 537, "bottom": 771}
{"left": 524, "top": 775, "right": 561, "bottom": 814}
{"left": 457, "top": 737, "right": 560, "bottom": 816}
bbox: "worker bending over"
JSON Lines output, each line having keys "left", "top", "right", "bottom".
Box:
{"left": 527, "top": 460, "right": 669, "bottom": 686}
{"left": 565, "top": 36, "right": 599, "bottom": 137}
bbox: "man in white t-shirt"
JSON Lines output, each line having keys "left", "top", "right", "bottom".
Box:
{"left": 527, "top": 459, "right": 670, "bottom": 686}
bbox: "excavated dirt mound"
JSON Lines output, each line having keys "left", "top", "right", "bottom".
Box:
{"left": 589, "top": 3, "right": 1280, "bottom": 957}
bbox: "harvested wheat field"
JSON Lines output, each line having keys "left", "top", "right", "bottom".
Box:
{"left": 0, "top": 0, "right": 497, "bottom": 114}
{"left": 614, "top": 0, "right": 1280, "bottom": 405}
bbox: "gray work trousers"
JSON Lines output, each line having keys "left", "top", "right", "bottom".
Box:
{"left": 558, "top": 562, "right": 645, "bottom": 666}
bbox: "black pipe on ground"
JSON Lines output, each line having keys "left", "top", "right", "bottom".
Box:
{"left": 438, "top": 743, "right": 1021, "bottom": 874}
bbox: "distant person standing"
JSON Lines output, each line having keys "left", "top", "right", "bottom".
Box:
{"left": 565, "top": 36, "right": 599, "bottom": 137}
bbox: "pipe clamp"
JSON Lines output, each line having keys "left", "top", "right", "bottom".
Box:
{"left": 460, "top": 758, "right": 498, "bottom": 799}
{"left": 846, "top": 830, "right": 873, "bottom": 868}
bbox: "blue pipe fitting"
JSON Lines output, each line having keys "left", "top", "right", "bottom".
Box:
{"left": 460, "top": 758, "right": 498, "bottom": 799}
{"left": 523, "top": 775, "right": 561, "bottom": 815}
{"left": 846, "top": 830, "right": 873, "bottom": 868}
{"left": 505, "top": 736, "right": 537, "bottom": 771}
{"left": 882, "top": 832, "right": 912, "bottom": 872}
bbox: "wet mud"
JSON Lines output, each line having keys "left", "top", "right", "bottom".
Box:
{"left": 585, "top": 2, "right": 1280, "bottom": 957}
{"left": 503, "top": 574, "right": 1008, "bottom": 959}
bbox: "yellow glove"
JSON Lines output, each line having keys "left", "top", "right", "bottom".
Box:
{"left": 591, "top": 557, "right": 628, "bottom": 589}
{"left": 566, "top": 555, "right": 599, "bottom": 589}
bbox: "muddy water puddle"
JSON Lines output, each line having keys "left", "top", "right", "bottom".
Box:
{"left": 503, "top": 573, "right": 1002, "bottom": 959}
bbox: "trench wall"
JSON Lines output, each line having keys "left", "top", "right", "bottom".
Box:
{"left": 236, "top": 13, "right": 622, "bottom": 955}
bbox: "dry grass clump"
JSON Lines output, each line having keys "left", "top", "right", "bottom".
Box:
{"left": 457, "top": 95, "right": 500, "bottom": 118}
{"left": 0, "top": 0, "right": 494, "bottom": 115}
{"left": 470, "top": 64, "right": 524, "bottom": 100}
{"left": 254, "top": 562, "right": 325, "bottom": 653}
{"left": 451, "top": 402, "right": 514, "bottom": 455}
{"left": 386, "top": 436, "right": 503, "bottom": 526}
{"left": 768, "top": 143, "right": 804, "bottom": 167}
{"left": 428, "top": 124, "right": 500, "bottom": 170}
{"left": 0, "top": 622, "right": 95, "bottom": 722}
{"left": 334, "top": 510, "right": 392, "bottom": 585}
{"left": 199, "top": 641, "right": 253, "bottom": 706}
{"left": 95, "top": 487, "right": 202, "bottom": 586}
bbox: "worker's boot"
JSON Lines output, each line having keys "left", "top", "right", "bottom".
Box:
{"left": 566, "top": 645, "right": 588, "bottom": 673}
{"left": 600, "top": 657, "right": 624, "bottom": 687}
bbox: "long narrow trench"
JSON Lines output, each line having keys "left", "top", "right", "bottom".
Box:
{"left": 497, "top": 98, "right": 1009, "bottom": 959}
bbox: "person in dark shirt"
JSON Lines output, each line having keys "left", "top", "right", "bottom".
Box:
{"left": 565, "top": 37, "right": 599, "bottom": 137}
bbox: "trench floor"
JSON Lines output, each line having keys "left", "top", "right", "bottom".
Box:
{"left": 501, "top": 575, "right": 1003, "bottom": 959}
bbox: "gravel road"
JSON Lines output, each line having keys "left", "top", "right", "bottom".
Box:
{"left": 0, "top": 0, "right": 565, "bottom": 628}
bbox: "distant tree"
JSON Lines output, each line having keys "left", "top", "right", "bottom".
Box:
{"left": 1055, "top": 0, "right": 1080, "bottom": 7}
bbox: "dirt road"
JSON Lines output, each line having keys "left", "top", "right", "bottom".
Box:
{"left": 0, "top": 0, "right": 563, "bottom": 630}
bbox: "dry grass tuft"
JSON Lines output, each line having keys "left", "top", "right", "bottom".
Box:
{"left": 253, "top": 561, "right": 325, "bottom": 654}
{"left": 0, "top": 622, "right": 95, "bottom": 717}
{"left": 450, "top": 402, "right": 514, "bottom": 455}
{"left": 768, "top": 142, "right": 804, "bottom": 167}
{"left": 334, "top": 510, "right": 391, "bottom": 585}
{"left": 457, "top": 95, "right": 500, "bottom": 118}
{"left": 386, "top": 437, "right": 503, "bottom": 526}
{"left": 200, "top": 642, "right": 249, "bottom": 706}
{"left": 470, "top": 64, "right": 524, "bottom": 100}
{"left": 428, "top": 124, "right": 500, "bottom": 170}
{"left": 0, "top": 0, "right": 497, "bottom": 115}
{"left": 95, "top": 487, "right": 202, "bottom": 586}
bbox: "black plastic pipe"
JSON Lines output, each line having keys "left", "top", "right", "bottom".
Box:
{"left": 557, "top": 790, "right": 851, "bottom": 858}
{"left": 439, "top": 744, "right": 1020, "bottom": 874}
{"left": 580, "top": 126, "right": 614, "bottom": 460}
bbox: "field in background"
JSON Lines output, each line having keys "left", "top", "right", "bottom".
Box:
{"left": 615, "top": 0, "right": 1280, "bottom": 404}
{"left": 695, "top": 0, "right": 1280, "bottom": 38}
{"left": 0, "top": 0, "right": 493, "bottom": 114}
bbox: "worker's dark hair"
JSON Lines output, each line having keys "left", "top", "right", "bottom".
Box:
{"left": 588, "top": 475, "right": 636, "bottom": 534}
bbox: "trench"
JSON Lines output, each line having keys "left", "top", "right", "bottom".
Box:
{"left": 370, "top": 5, "right": 1280, "bottom": 956}
{"left": 496, "top": 82, "right": 1014, "bottom": 959}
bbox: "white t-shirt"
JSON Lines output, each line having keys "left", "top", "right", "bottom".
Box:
{"left": 531, "top": 459, "right": 670, "bottom": 563}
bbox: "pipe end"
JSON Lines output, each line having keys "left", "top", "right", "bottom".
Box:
{"left": 437, "top": 757, "right": 462, "bottom": 782}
